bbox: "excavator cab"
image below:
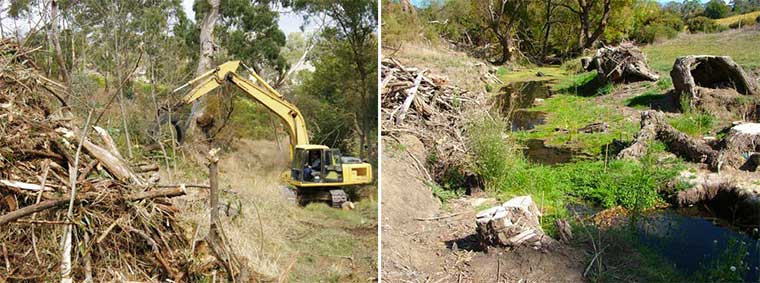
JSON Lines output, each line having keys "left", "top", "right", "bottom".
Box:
{"left": 291, "top": 146, "right": 355, "bottom": 184}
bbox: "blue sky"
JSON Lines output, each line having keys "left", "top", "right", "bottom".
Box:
{"left": 181, "top": 0, "right": 317, "bottom": 37}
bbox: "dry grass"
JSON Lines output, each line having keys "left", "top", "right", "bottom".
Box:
{"left": 715, "top": 11, "right": 760, "bottom": 26}
{"left": 174, "top": 139, "right": 378, "bottom": 282}
{"left": 387, "top": 42, "right": 486, "bottom": 92}
{"left": 642, "top": 28, "right": 760, "bottom": 73}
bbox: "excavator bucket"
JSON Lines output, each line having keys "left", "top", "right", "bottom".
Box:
{"left": 180, "top": 61, "right": 241, "bottom": 103}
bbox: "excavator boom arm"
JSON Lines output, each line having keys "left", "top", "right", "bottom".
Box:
{"left": 180, "top": 61, "right": 309, "bottom": 154}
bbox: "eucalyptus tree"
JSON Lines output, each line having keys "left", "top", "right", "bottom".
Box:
{"left": 182, "top": 0, "right": 287, "bottom": 144}
{"left": 292, "top": 0, "right": 378, "bottom": 160}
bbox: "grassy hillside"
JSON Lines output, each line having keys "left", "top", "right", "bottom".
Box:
{"left": 642, "top": 29, "right": 760, "bottom": 73}
{"left": 715, "top": 11, "right": 760, "bottom": 26}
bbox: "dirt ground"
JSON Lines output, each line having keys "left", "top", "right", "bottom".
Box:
{"left": 172, "top": 139, "right": 378, "bottom": 282}
{"left": 381, "top": 137, "right": 587, "bottom": 283}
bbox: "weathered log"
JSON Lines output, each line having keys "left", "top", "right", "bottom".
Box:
{"left": 92, "top": 126, "right": 124, "bottom": 160}
{"left": 590, "top": 42, "right": 659, "bottom": 83}
{"left": 670, "top": 56, "right": 758, "bottom": 101}
{"left": 82, "top": 139, "right": 144, "bottom": 186}
{"left": 555, "top": 219, "right": 573, "bottom": 242}
{"left": 579, "top": 122, "right": 608, "bottom": 133}
{"left": 618, "top": 111, "right": 720, "bottom": 168}
{"left": 0, "top": 180, "right": 55, "bottom": 192}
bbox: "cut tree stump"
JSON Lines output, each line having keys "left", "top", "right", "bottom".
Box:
{"left": 724, "top": 123, "right": 760, "bottom": 170}
{"left": 670, "top": 55, "right": 758, "bottom": 100}
{"left": 475, "top": 195, "right": 554, "bottom": 249}
{"left": 587, "top": 42, "right": 659, "bottom": 83}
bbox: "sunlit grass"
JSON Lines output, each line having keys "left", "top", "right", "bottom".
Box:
{"left": 642, "top": 29, "right": 760, "bottom": 73}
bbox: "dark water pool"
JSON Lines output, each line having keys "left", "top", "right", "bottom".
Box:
{"left": 495, "top": 81, "right": 554, "bottom": 131}
{"left": 637, "top": 209, "right": 760, "bottom": 282}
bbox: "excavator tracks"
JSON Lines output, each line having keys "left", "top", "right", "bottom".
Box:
{"left": 294, "top": 188, "right": 350, "bottom": 208}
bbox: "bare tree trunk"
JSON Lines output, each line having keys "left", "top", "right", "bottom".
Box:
{"left": 541, "top": 0, "right": 553, "bottom": 59}
{"left": 49, "top": 0, "right": 70, "bottom": 87}
{"left": 115, "top": 36, "right": 134, "bottom": 159}
{"left": 187, "top": 0, "right": 221, "bottom": 138}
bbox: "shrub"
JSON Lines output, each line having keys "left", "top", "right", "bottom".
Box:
{"left": 687, "top": 16, "right": 728, "bottom": 33}
{"left": 632, "top": 23, "right": 679, "bottom": 44}
{"left": 757, "top": 15, "right": 760, "bottom": 23}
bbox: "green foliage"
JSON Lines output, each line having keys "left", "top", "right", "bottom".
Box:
{"left": 629, "top": 1, "right": 684, "bottom": 44}
{"left": 705, "top": 0, "right": 731, "bottom": 19}
{"left": 513, "top": 94, "right": 639, "bottom": 156}
{"left": 426, "top": 181, "right": 464, "bottom": 203}
{"left": 380, "top": 0, "right": 438, "bottom": 46}
{"left": 284, "top": 0, "right": 378, "bottom": 160}
{"left": 467, "top": 114, "right": 682, "bottom": 217}
{"left": 669, "top": 112, "right": 716, "bottom": 136}
{"left": 669, "top": 96, "right": 716, "bottom": 136}
{"left": 192, "top": 0, "right": 287, "bottom": 72}
{"left": 559, "top": 156, "right": 680, "bottom": 210}
{"left": 687, "top": 16, "right": 728, "bottom": 33}
{"left": 467, "top": 116, "right": 526, "bottom": 188}
{"left": 694, "top": 239, "right": 750, "bottom": 282}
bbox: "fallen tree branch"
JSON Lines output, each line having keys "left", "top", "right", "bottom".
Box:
{"left": 0, "top": 187, "right": 187, "bottom": 226}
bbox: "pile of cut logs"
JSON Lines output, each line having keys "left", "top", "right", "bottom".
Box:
{"left": 381, "top": 57, "right": 484, "bottom": 181}
{"left": 0, "top": 41, "right": 206, "bottom": 281}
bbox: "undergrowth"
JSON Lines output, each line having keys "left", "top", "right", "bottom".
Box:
{"left": 669, "top": 95, "right": 716, "bottom": 136}
{"left": 467, "top": 115, "right": 684, "bottom": 232}
{"left": 511, "top": 94, "right": 638, "bottom": 156}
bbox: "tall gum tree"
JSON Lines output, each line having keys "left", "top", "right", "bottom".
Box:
{"left": 293, "top": 0, "right": 378, "bottom": 160}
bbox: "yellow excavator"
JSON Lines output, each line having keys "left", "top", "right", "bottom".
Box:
{"left": 174, "top": 61, "right": 373, "bottom": 207}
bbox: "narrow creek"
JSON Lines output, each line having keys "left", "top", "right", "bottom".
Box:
{"left": 498, "top": 80, "right": 760, "bottom": 281}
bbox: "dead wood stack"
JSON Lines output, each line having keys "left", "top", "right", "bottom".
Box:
{"left": 0, "top": 40, "right": 208, "bottom": 281}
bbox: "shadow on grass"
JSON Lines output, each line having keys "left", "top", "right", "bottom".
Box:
{"left": 554, "top": 71, "right": 610, "bottom": 97}
{"left": 626, "top": 90, "right": 680, "bottom": 112}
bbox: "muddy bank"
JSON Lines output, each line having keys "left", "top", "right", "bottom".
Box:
{"left": 381, "top": 138, "right": 587, "bottom": 282}
{"left": 669, "top": 175, "right": 760, "bottom": 229}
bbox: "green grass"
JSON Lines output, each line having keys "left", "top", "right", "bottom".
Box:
{"left": 467, "top": 116, "right": 684, "bottom": 235}
{"left": 715, "top": 11, "right": 760, "bottom": 26}
{"left": 511, "top": 94, "right": 639, "bottom": 156}
{"left": 626, "top": 90, "right": 667, "bottom": 109}
{"left": 290, "top": 200, "right": 377, "bottom": 282}
{"left": 642, "top": 29, "right": 760, "bottom": 73}
{"left": 499, "top": 66, "right": 572, "bottom": 83}
{"left": 669, "top": 112, "right": 716, "bottom": 136}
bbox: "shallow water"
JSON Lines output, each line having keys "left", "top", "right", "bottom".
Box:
{"left": 637, "top": 209, "right": 760, "bottom": 282}
{"left": 495, "top": 81, "right": 553, "bottom": 131}
{"left": 522, "top": 139, "right": 573, "bottom": 165}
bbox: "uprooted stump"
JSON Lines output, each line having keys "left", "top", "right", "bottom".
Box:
{"left": 475, "top": 196, "right": 555, "bottom": 249}
{"left": 585, "top": 42, "right": 659, "bottom": 83}
{"left": 671, "top": 55, "right": 758, "bottom": 100}
{"left": 618, "top": 111, "right": 760, "bottom": 171}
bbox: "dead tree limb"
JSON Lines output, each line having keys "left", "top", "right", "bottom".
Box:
{"left": 0, "top": 187, "right": 187, "bottom": 226}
